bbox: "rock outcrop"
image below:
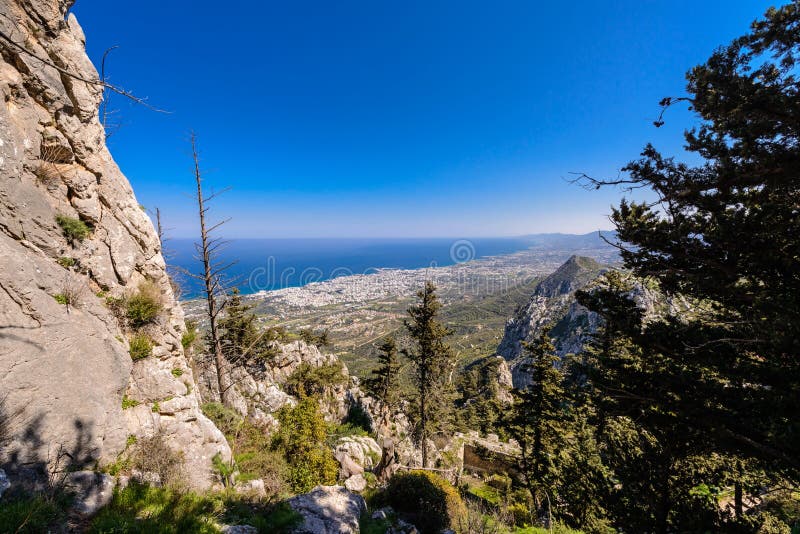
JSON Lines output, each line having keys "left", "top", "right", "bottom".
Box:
{"left": 287, "top": 485, "right": 366, "bottom": 534}
{"left": 0, "top": 0, "right": 229, "bottom": 488}
{"left": 495, "top": 255, "right": 607, "bottom": 387}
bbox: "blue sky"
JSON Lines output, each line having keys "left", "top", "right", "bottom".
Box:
{"left": 71, "top": 0, "right": 776, "bottom": 238}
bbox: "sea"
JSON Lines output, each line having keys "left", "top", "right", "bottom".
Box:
{"left": 166, "top": 237, "right": 534, "bottom": 299}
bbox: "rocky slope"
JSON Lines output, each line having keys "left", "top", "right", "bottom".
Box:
{"left": 0, "top": 0, "right": 229, "bottom": 488}
{"left": 495, "top": 255, "right": 607, "bottom": 387}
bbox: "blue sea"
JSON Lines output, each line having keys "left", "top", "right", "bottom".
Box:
{"left": 167, "top": 237, "right": 534, "bottom": 299}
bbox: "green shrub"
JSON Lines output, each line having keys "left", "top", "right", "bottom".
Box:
{"left": 171, "top": 368, "right": 184, "bottom": 377}
{"left": 152, "top": 401, "right": 160, "bottom": 413}
{"left": 122, "top": 394, "right": 140, "bottom": 409}
{"left": 56, "top": 214, "right": 91, "bottom": 243}
{"left": 53, "top": 293, "right": 68, "bottom": 305}
{"left": 386, "top": 470, "right": 466, "bottom": 533}
{"left": 57, "top": 256, "right": 75, "bottom": 268}
{"left": 273, "top": 397, "right": 338, "bottom": 493}
{"left": 202, "top": 402, "right": 290, "bottom": 496}
{"left": 129, "top": 334, "right": 153, "bottom": 360}
{"left": 284, "top": 361, "right": 347, "bottom": 397}
{"left": 126, "top": 281, "right": 163, "bottom": 328}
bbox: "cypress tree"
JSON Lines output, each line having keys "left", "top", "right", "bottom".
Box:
{"left": 504, "top": 328, "right": 565, "bottom": 517}
{"left": 365, "top": 336, "right": 401, "bottom": 409}
{"left": 403, "top": 281, "right": 455, "bottom": 468}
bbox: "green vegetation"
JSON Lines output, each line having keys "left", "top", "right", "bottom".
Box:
{"left": 171, "top": 368, "right": 184, "bottom": 377}
{"left": 284, "top": 361, "right": 347, "bottom": 397}
{"left": 55, "top": 214, "right": 91, "bottom": 243}
{"left": 129, "top": 333, "right": 153, "bottom": 360}
{"left": 53, "top": 293, "right": 68, "bottom": 305}
{"left": 385, "top": 470, "right": 466, "bottom": 533}
{"left": 363, "top": 336, "right": 401, "bottom": 408}
{"left": 456, "top": 356, "right": 506, "bottom": 436}
{"left": 202, "top": 402, "right": 289, "bottom": 495}
{"left": 218, "top": 288, "right": 277, "bottom": 363}
{"left": 57, "top": 256, "right": 75, "bottom": 268}
{"left": 272, "top": 397, "right": 339, "bottom": 493}
{"left": 88, "top": 481, "right": 301, "bottom": 533}
{"left": 122, "top": 394, "right": 140, "bottom": 409}
{"left": 298, "top": 328, "right": 332, "bottom": 348}
{"left": 0, "top": 492, "right": 72, "bottom": 533}
{"left": 182, "top": 319, "right": 201, "bottom": 350}
{"left": 402, "top": 281, "right": 456, "bottom": 467}
{"left": 125, "top": 281, "right": 163, "bottom": 328}
{"left": 503, "top": 328, "right": 564, "bottom": 514}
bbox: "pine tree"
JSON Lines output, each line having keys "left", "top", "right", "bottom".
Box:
{"left": 218, "top": 287, "right": 274, "bottom": 365}
{"left": 403, "top": 281, "right": 455, "bottom": 467}
{"left": 574, "top": 2, "right": 800, "bottom": 480}
{"left": 365, "top": 336, "right": 401, "bottom": 409}
{"left": 504, "top": 328, "right": 565, "bottom": 517}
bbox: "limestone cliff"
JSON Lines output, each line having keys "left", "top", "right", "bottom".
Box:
{"left": 496, "top": 255, "right": 607, "bottom": 387}
{"left": 0, "top": 0, "right": 229, "bottom": 488}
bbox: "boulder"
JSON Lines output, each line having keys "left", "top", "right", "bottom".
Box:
{"left": 334, "top": 436, "right": 381, "bottom": 479}
{"left": 64, "top": 471, "right": 115, "bottom": 516}
{"left": 343, "top": 474, "right": 367, "bottom": 493}
{"left": 287, "top": 485, "right": 366, "bottom": 534}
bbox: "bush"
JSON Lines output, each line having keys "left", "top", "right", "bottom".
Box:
{"left": 273, "top": 397, "right": 338, "bottom": 493}
{"left": 386, "top": 470, "right": 466, "bottom": 533}
{"left": 126, "top": 281, "right": 163, "bottom": 328}
{"left": 202, "top": 402, "right": 290, "bottom": 497}
{"left": 56, "top": 214, "right": 91, "bottom": 243}
{"left": 130, "top": 434, "right": 185, "bottom": 488}
{"left": 57, "top": 256, "right": 75, "bottom": 268}
{"left": 129, "top": 334, "right": 153, "bottom": 360}
{"left": 284, "top": 361, "right": 347, "bottom": 397}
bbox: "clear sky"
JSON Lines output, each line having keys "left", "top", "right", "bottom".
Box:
{"left": 71, "top": 0, "right": 776, "bottom": 238}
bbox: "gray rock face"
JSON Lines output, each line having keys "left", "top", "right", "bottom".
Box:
{"left": 64, "top": 470, "right": 115, "bottom": 516}
{"left": 334, "top": 436, "right": 381, "bottom": 479}
{"left": 495, "top": 256, "right": 606, "bottom": 388}
{"left": 0, "top": 0, "right": 229, "bottom": 488}
{"left": 288, "top": 485, "right": 367, "bottom": 534}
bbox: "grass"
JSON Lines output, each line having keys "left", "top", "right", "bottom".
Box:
{"left": 468, "top": 482, "right": 503, "bottom": 506}
{"left": 0, "top": 492, "right": 72, "bottom": 533}
{"left": 56, "top": 214, "right": 91, "bottom": 243}
{"left": 129, "top": 334, "right": 153, "bottom": 361}
{"left": 359, "top": 512, "right": 392, "bottom": 534}
{"left": 171, "top": 368, "right": 184, "bottom": 377}
{"left": 87, "top": 482, "right": 301, "bottom": 534}
{"left": 53, "top": 293, "right": 69, "bottom": 305}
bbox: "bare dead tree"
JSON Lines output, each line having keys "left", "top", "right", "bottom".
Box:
{"left": 0, "top": 20, "right": 167, "bottom": 113}
{"left": 99, "top": 45, "right": 122, "bottom": 137}
{"left": 185, "top": 133, "right": 236, "bottom": 406}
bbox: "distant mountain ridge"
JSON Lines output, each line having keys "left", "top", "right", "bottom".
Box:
{"left": 519, "top": 231, "right": 617, "bottom": 250}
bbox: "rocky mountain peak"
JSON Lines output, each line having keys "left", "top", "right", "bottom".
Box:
{"left": 495, "top": 255, "right": 607, "bottom": 387}
{"left": 533, "top": 255, "right": 605, "bottom": 298}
